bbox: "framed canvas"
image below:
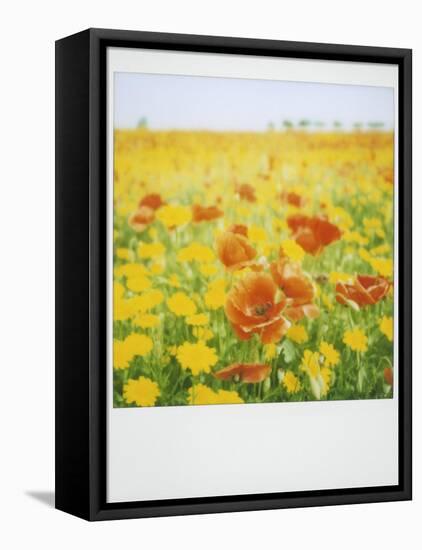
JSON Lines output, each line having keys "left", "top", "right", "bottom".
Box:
{"left": 55, "top": 28, "right": 412, "bottom": 521}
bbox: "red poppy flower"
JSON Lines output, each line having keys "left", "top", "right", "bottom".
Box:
{"left": 128, "top": 206, "right": 155, "bottom": 232}
{"left": 214, "top": 363, "right": 271, "bottom": 383}
{"left": 228, "top": 224, "right": 248, "bottom": 237}
{"left": 216, "top": 230, "right": 257, "bottom": 271}
{"left": 192, "top": 204, "right": 224, "bottom": 222}
{"left": 225, "top": 272, "right": 290, "bottom": 344}
{"left": 287, "top": 214, "right": 341, "bottom": 255}
{"left": 139, "top": 193, "right": 165, "bottom": 210}
{"left": 384, "top": 367, "right": 393, "bottom": 386}
{"left": 270, "top": 256, "right": 319, "bottom": 321}
{"left": 281, "top": 191, "right": 306, "bottom": 208}
{"left": 336, "top": 275, "right": 391, "bottom": 308}
{"left": 236, "top": 183, "right": 256, "bottom": 203}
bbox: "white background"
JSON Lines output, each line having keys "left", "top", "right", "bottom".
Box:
{"left": 0, "top": 1, "right": 418, "bottom": 549}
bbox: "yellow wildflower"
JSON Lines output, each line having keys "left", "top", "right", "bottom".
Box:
{"left": 177, "top": 242, "right": 215, "bottom": 263}
{"left": 343, "top": 328, "right": 368, "bottom": 352}
{"left": 186, "top": 313, "right": 209, "bottom": 326}
{"left": 301, "top": 350, "right": 321, "bottom": 378}
{"left": 380, "top": 316, "right": 393, "bottom": 342}
{"left": 125, "top": 275, "right": 152, "bottom": 293}
{"left": 273, "top": 218, "right": 288, "bottom": 232}
{"left": 300, "top": 349, "right": 330, "bottom": 399}
{"left": 138, "top": 241, "right": 165, "bottom": 259}
{"left": 204, "top": 279, "right": 226, "bottom": 310}
{"left": 177, "top": 341, "right": 218, "bottom": 374}
{"left": 167, "top": 292, "right": 197, "bottom": 316}
{"left": 363, "top": 218, "right": 385, "bottom": 238}
{"left": 131, "top": 289, "right": 164, "bottom": 312}
{"left": 264, "top": 343, "right": 277, "bottom": 361}
{"left": 343, "top": 231, "right": 368, "bottom": 245}
{"left": 280, "top": 239, "right": 305, "bottom": 262}
{"left": 320, "top": 367, "right": 332, "bottom": 391}
{"left": 168, "top": 274, "right": 181, "bottom": 287}
{"left": 123, "top": 376, "right": 160, "bottom": 406}
{"left": 132, "top": 313, "right": 160, "bottom": 329}
{"left": 326, "top": 205, "right": 353, "bottom": 230}
{"left": 114, "top": 281, "right": 125, "bottom": 300}
{"left": 114, "top": 262, "right": 149, "bottom": 278}
{"left": 124, "top": 333, "right": 153, "bottom": 357}
{"left": 150, "top": 262, "right": 165, "bottom": 275}
{"left": 116, "top": 247, "right": 133, "bottom": 261}
{"left": 235, "top": 205, "right": 250, "bottom": 218}
{"left": 114, "top": 297, "right": 135, "bottom": 321}
{"left": 319, "top": 341, "right": 340, "bottom": 367}
{"left": 156, "top": 204, "right": 191, "bottom": 228}
{"left": 286, "top": 325, "right": 308, "bottom": 344}
{"left": 329, "top": 271, "right": 351, "bottom": 284}
{"left": 113, "top": 340, "right": 133, "bottom": 369}
{"left": 199, "top": 263, "right": 218, "bottom": 277}
{"left": 192, "top": 327, "right": 214, "bottom": 341}
{"left": 359, "top": 248, "right": 372, "bottom": 262}
{"left": 283, "top": 371, "right": 301, "bottom": 393}
{"left": 363, "top": 217, "right": 382, "bottom": 230}
{"left": 248, "top": 225, "right": 267, "bottom": 242}
{"left": 321, "top": 292, "right": 333, "bottom": 311}
{"left": 148, "top": 227, "right": 157, "bottom": 239}
{"left": 214, "top": 389, "right": 244, "bottom": 404}
{"left": 188, "top": 384, "right": 243, "bottom": 405}
{"left": 188, "top": 384, "right": 216, "bottom": 405}
{"left": 370, "top": 258, "right": 393, "bottom": 278}
{"left": 113, "top": 333, "right": 153, "bottom": 369}
{"left": 371, "top": 243, "right": 390, "bottom": 256}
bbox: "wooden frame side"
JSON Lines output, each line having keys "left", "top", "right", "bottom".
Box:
{"left": 55, "top": 29, "right": 92, "bottom": 520}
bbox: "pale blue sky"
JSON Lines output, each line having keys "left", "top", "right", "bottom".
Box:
{"left": 114, "top": 72, "right": 394, "bottom": 131}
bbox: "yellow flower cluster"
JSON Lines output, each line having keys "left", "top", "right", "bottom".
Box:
{"left": 167, "top": 292, "right": 197, "bottom": 316}
{"left": 188, "top": 384, "right": 243, "bottom": 405}
{"left": 177, "top": 242, "right": 215, "bottom": 263}
{"left": 300, "top": 349, "right": 332, "bottom": 400}
{"left": 343, "top": 328, "right": 368, "bottom": 352}
{"left": 286, "top": 325, "right": 308, "bottom": 344}
{"left": 124, "top": 376, "right": 160, "bottom": 406}
{"left": 114, "top": 333, "right": 153, "bottom": 369}
{"left": 176, "top": 341, "right": 218, "bottom": 374}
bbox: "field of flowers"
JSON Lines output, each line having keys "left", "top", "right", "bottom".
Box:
{"left": 113, "top": 129, "right": 394, "bottom": 407}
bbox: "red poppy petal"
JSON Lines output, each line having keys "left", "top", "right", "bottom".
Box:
{"left": 231, "top": 323, "right": 253, "bottom": 341}
{"left": 261, "top": 317, "right": 291, "bottom": 344}
{"left": 302, "top": 303, "right": 320, "bottom": 319}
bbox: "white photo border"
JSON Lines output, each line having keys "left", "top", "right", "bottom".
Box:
{"left": 106, "top": 47, "right": 399, "bottom": 503}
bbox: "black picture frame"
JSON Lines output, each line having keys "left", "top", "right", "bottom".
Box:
{"left": 55, "top": 28, "right": 412, "bottom": 521}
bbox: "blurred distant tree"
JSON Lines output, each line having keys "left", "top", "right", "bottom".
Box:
{"left": 282, "top": 119, "right": 293, "bottom": 130}
{"left": 368, "top": 121, "right": 385, "bottom": 129}
{"left": 333, "top": 120, "right": 342, "bottom": 129}
{"left": 267, "top": 121, "right": 275, "bottom": 132}
{"left": 353, "top": 122, "right": 363, "bottom": 130}
{"left": 137, "top": 117, "right": 148, "bottom": 129}
{"left": 299, "top": 119, "right": 310, "bottom": 129}
{"left": 314, "top": 121, "right": 325, "bottom": 129}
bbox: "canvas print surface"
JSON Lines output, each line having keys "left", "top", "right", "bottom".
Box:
{"left": 112, "top": 73, "right": 394, "bottom": 408}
